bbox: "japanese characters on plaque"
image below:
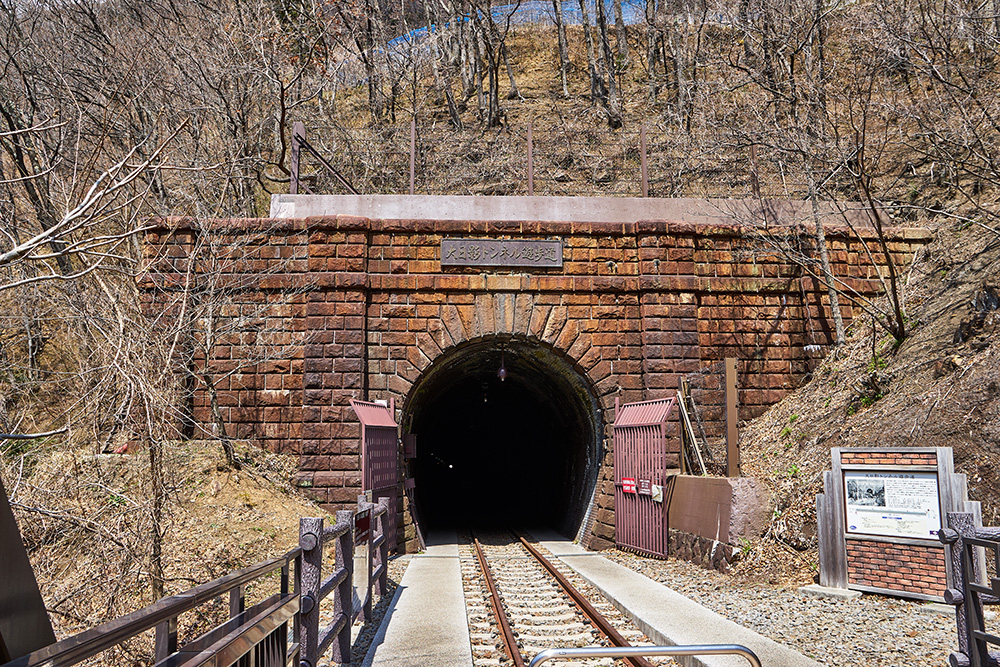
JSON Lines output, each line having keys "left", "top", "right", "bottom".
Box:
{"left": 441, "top": 238, "right": 563, "bottom": 268}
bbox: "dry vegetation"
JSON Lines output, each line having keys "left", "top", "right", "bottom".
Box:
{"left": 2, "top": 439, "right": 312, "bottom": 651}
{"left": 2, "top": 0, "right": 1000, "bottom": 651}
{"left": 733, "top": 215, "right": 1000, "bottom": 587}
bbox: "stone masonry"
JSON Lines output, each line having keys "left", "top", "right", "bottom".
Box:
{"left": 143, "top": 213, "right": 932, "bottom": 552}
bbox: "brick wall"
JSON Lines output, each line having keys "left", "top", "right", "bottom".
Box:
{"left": 841, "top": 450, "right": 938, "bottom": 466}
{"left": 143, "top": 215, "right": 931, "bottom": 551}
{"left": 846, "top": 541, "right": 947, "bottom": 597}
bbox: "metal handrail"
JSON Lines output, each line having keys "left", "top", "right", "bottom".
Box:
{"left": 528, "top": 645, "right": 762, "bottom": 667}
{"left": 4, "top": 549, "right": 301, "bottom": 667}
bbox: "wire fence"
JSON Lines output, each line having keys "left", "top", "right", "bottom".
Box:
{"left": 294, "top": 122, "right": 831, "bottom": 200}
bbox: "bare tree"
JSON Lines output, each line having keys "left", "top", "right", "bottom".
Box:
{"left": 552, "top": 0, "right": 571, "bottom": 97}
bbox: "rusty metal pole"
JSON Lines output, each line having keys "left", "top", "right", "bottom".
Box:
{"left": 750, "top": 144, "right": 761, "bottom": 203}
{"left": 725, "top": 358, "right": 740, "bottom": 477}
{"left": 299, "top": 517, "right": 323, "bottom": 667}
{"left": 377, "top": 497, "right": 389, "bottom": 595}
{"left": 359, "top": 495, "right": 373, "bottom": 623}
{"left": 291, "top": 121, "right": 304, "bottom": 196}
{"left": 409, "top": 118, "right": 416, "bottom": 195}
{"left": 640, "top": 125, "right": 648, "bottom": 198}
{"left": 527, "top": 122, "right": 534, "bottom": 196}
{"left": 332, "top": 509, "right": 354, "bottom": 665}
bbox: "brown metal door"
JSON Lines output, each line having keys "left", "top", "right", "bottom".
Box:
{"left": 350, "top": 399, "right": 399, "bottom": 550}
{"left": 612, "top": 397, "right": 675, "bottom": 558}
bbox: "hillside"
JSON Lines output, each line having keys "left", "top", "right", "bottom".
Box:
{"left": 3, "top": 0, "right": 1000, "bottom": 650}
{"left": 2, "top": 440, "right": 321, "bottom": 654}
{"left": 733, "top": 215, "right": 1000, "bottom": 584}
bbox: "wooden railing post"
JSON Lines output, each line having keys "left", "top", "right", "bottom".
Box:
{"left": 331, "top": 510, "right": 354, "bottom": 665}
{"left": 298, "top": 517, "right": 323, "bottom": 667}
{"left": 291, "top": 121, "right": 304, "bottom": 196}
{"left": 229, "top": 584, "right": 245, "bottom": 617}
{"left": 942, "top": 513, "right": 976, "bottom": 663}
{"left": 725, "top": 357, "right": 740, "bottom": 477}
{"left": 154, "top": 618, "right": 177, "bottom": 662}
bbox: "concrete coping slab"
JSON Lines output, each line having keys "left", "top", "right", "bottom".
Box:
{"left": 917, "top": 602, "right": 957, "bottom": 617}
{"left": 269, "top": 193, "right": 875, "bottom": 227}
{"left": 797, "top": 584, "right": 863, "bottom": 601}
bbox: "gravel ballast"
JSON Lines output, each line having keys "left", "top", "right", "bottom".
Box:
{"left": 601, "top": 549, "right": 955, "bottom": 667}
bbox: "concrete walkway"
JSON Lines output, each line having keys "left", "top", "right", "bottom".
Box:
{"left": 361, "top": 531, "right": 821, "bottom": 667}
{"left": 361, "top": 532, "right": 473, "bottom": 667}
{"left": 535, "top": 531, "right": 821, "bottom": 667}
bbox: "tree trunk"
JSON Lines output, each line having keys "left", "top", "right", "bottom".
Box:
{"left": 614, "top": 0, "right": 629, "bottom": 76}
{"left": 470, "top": 15, "right": 487, "bottom": 114}
{"left": 146, "top": 432, "right": 165, "bottom": 600}
{"left": 596, "top": 0, "right": 623, "bottom": 127}
{"left": 806, "top": 165, "right": 846, "bottom": 345}
{"left": 646, "top": 0, "right": 658, "bottom": 101}
{"left": 553, "top": 0, "right": 570, "bottom": 97}
{"left": 578, "top": 0, "right": 606, "bottom": 106}
{"left": 359, "top": 12, "right": 384, "bottom": 122}
{"left": 472, "top": 9, "right": 502, "bottom": 126}
{"left": 204, "top": 374, "right": 240, "bottom": 468}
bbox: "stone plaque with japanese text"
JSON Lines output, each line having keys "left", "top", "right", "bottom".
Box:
{"left": 441, "top": 238, "right": 563, "bottom": 268}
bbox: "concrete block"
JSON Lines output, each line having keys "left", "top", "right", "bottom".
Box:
{"left": 797, "top": 584, "right": 862, "bottom": 600}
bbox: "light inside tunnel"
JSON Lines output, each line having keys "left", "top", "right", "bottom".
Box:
{"left": 404, "top": 337, "right": 602, "bottom": 535}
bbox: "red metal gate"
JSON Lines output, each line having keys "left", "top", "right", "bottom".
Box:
{"left": 350, "top": 398, "right": 398, "bottom": 550}
{"left": 613, "top": 396, "right": 676, "bottom": 558}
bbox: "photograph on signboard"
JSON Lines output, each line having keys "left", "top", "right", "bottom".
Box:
{"left": 843, "top": 471, "right": 941, "bottom": 539}
{"left": 846, "top": 479, "right": 886, "bottom": 506}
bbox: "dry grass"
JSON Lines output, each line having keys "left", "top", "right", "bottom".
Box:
{"left": 4, "top": 439, "right": 324, "bottom": 662}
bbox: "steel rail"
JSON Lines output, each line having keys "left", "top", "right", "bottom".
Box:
{"left": 473, "top": 538, "right": 526, "bottom": 667}
{"left": 518, "top": 537, "right": 657, "bottom": 667}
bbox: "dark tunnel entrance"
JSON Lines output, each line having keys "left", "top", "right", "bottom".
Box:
{"left": 404, "top": 336, "right": 602, "bottom": 538}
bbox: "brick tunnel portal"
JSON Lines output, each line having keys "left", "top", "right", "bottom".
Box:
{"left": 405, "top": 337, "right": 602, "bottom": 537}
{"left": 143, "top": 197, "right": 933, "bottom": 552}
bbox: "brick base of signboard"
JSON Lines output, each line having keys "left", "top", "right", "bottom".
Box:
{"left": 846, "top": 540, "right": 947, "bottom": 598}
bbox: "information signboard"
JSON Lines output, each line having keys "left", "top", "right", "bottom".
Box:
{"left": 844, "top": 470, "right": 941, "bottom": 539}
{"left": 621, "top": 477, "right": 637, "bottom": 494}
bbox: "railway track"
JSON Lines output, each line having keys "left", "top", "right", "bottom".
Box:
{"left": 461, "top": 531, "right": 676, "bottom": 667}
